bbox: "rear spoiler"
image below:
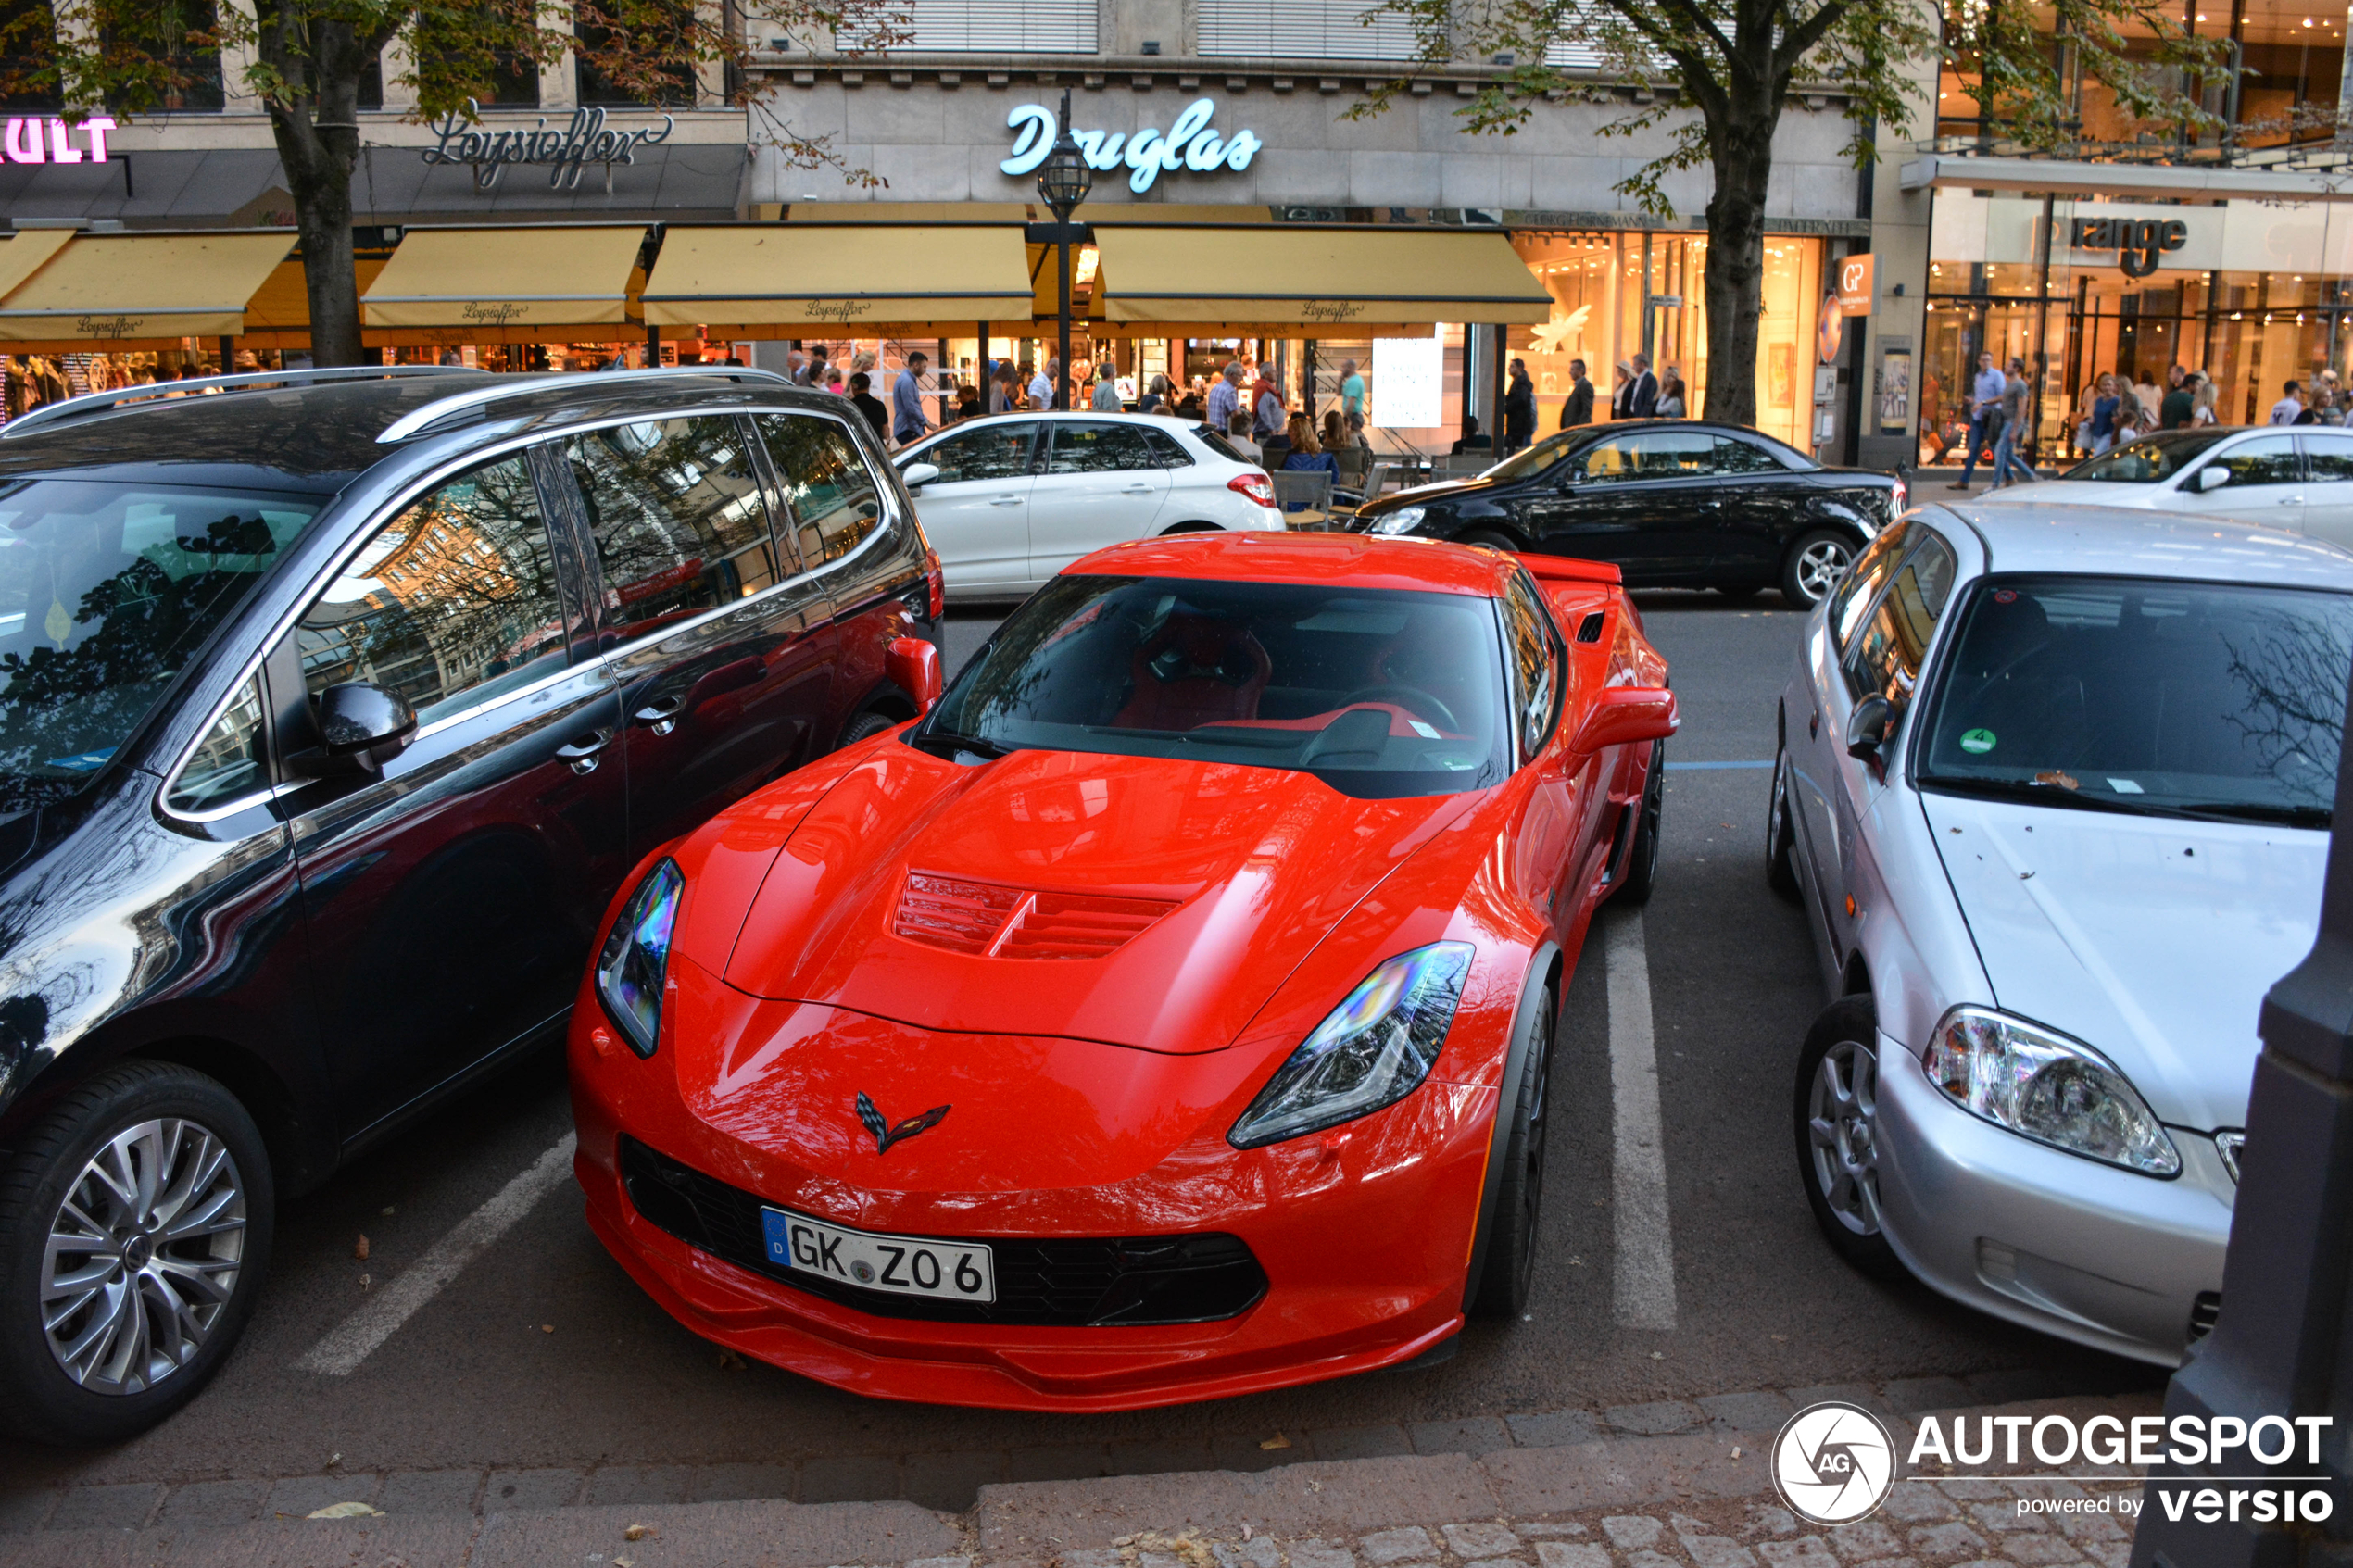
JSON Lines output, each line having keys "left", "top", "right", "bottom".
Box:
{"left": 1512, "top": 553, "right": 1622, "bottom": 586}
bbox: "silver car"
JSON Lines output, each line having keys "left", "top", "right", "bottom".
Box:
{"left": 1768, "top": 502, "right": 2353, "bottom": 1364}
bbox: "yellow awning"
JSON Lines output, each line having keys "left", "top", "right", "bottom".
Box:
{"left": 363, "top": 225, "right": 645, "bottom": 330}
{"left": 0, "top": 231, "right": 297, "bottom": 343}
{"left": 1093, "top": 225, "right": 1554, "bottom": 331}
{"left": 0, "top": 230, "right": 74, "bottom": 301}
{"left": 642, "top": 223, "right": 1036, "bottom": 335}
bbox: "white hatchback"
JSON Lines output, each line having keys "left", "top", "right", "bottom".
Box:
{"left": 894, "top": 412, "right": 1284, "bottom": 601}
{"left": 1981, "top": 426, "right": 2353, "bottom": 553}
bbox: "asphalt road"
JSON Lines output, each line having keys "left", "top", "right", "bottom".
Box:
{"left": 0, "top": 593, "right": 2164, "bottom": 1499}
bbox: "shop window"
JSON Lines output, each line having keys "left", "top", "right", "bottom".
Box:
{"left": 567, "top": 417, "right": 780, "bottom": 633}
{"left": 847, "top": 0, "right": 1097, "bottom": 51}
{"left": 755, "top": 415, "right": 885, "bottom": 568}
{"left": 296, "top": 458, "right": 568, "bottom": 728}
{"left": 1198, "top": 0, "right": 1418, "bottom": 58}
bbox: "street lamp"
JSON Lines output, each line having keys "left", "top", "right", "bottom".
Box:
{"left": 1036, "top": 89, "right": 1092, "bottom": 410}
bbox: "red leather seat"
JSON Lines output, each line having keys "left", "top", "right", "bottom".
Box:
{"left": 1114, "top": 616, "right": 1274, "bottom": 731}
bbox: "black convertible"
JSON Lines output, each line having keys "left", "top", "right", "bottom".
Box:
{"left": 1348, "top": 420, "right": 1905, "bottom": 607}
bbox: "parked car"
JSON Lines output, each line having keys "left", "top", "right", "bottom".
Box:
{"left": 892, "top": 411, "right": 1284, "bottom": 602}
{"left": 1347, "top": 420, "right": 1905, "bottom": 608}
{"left": 572, "top": 532, "right": 1676, "bottom": 1410}
{"left": 1768, "top": 500, "right": 2353, "bottom": 1363}
{"left": 0, "top": 364, "right": 940, "bottom": 1443}
{"left": 1981, "top": 426, "right": 2353, "bottom": 554}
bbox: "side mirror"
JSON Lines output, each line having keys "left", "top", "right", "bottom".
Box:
{"left": 293, "top": 681, "right": 418, "bottom": 778}
{"left": 887, "top": 635, "right": 943, "bottom": 717}
{"left": 900, "top": 461, "right": 941, "bottom": 492}
{"left": 2193, "top": 466, "right": 2232, "bottom": 493}
{"left": 1845, "top": 694, "right": 1895, "bottom": 779}
{"left": 1569, "top": 686, "right": 1678, "bottom": 754}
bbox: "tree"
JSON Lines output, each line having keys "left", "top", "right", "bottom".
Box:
{"left": 0, "top": 0, "right": 900, "bottom": 367}
{"left": 1359, "top": 0, "right": 2218, "bottom": 426}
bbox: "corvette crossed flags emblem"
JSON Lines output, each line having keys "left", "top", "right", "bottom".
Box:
{"left": 856, "top": 1092, "right": 950, "bottom": 1154}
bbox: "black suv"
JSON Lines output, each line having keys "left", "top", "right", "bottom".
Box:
{"left": 0, "top": 366, "right": 940, "bottom": 1442}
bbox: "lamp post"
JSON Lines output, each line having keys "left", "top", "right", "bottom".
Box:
{"left": 1035, "top": 89, "right": 1092, "bottom": 410}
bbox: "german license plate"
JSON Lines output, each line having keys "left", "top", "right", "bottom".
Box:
{"left": 760, "top": 1208, "right": 996, "bottom": 1304}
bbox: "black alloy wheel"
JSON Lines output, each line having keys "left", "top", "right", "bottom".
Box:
{"left": 1471, "top": 989, "right": 1555, "bottom": 1319}
{"left": 1780, "top": 530, "right": 1859, "bottom": 608}
{"left": 0, "top": 1061, "right": 274, "bottom": 1445}
{"left": 1612, "top": 739, "right": 1666, "bottom": 906}
{"left": 1766, "top": 744, "right": 1802, "bottom": 903}
{"left": 838, "top": 710, "right": 899, "bottom": 749}
{"left": 1793, "top": 996, "right": 1903, "bottom": 1278}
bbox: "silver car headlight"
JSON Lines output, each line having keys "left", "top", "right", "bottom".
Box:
{"left": 595, "top": 859, "right": 684, "bottom": 1058}
{"left": 1922, "top": 1006, "right": 2180, "bottom": 1176}
{"left": 1228, "top": 942, "right": 1473, "bottom": 1148}
{"left": 1368, "top": 506, "right": 1426, "bottom": 536}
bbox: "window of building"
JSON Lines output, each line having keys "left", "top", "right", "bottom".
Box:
{"left": 846, "top": 0, "right": 1097, "bottom": 52}
{"left": 100, "top": 0, "right": 224, "bottom": 112}
{"left": 567, "top": 417, "right": 781, "bottom": 632}
{"left": 1198, "top": 0, "right": 1420, "bottom": 59}
{"left": 574, "top": 7, "right": 693, "bottom": 107}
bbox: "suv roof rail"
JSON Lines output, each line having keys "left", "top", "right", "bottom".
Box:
{"left": 0, "top": 365, "right": 482, "bottom": 441}
{"left": 375, "top": 366, "right": 797, "bottom": 445}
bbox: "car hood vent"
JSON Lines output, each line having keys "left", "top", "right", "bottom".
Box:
{"left": 893, "top": 872, "right": 1179, "bottom": 960}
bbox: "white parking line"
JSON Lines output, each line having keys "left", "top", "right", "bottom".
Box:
{"left": 1605, "top": 912, "right": 1678, "bottom": 1332}
{"left": 296, "top": 1132, "right": 578, "bottom": 1377}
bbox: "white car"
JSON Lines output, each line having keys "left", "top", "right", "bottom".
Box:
{"left": 894, "top": 412, "right": 1285, "bottom": 601}
{"left": 1982, "top": 426, "right": 2353, "bottom": 553}
{"left": 1768, "top": 501, "right": 2353, "bottom": 1363}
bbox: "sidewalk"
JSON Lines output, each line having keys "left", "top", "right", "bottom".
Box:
{"left": 0, "top": 1391, "right": 2157, "bottom": 1568}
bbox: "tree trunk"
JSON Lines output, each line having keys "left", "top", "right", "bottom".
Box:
{"left": 1699, "top": 96, "right": 1780, "bottom": 429}
{"left": 258, "top": 11, "right": 370, "bottom": 367}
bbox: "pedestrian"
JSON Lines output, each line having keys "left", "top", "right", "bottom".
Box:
{"left": 847, "top": 371, "right": 888, "bottom": 440}
{"left": 892, "top": 351, "right": 934, "bottom": 446}
{"left": 1608, "top": 360, "right": 1636, "bottom": 419}
{"left": 806, "top": 346, "right": 832, "bottom": 391}
{"left": 1450, "top": 414, "right": 1493, "bottom": 455}
{"left": 1224, "top": 408, "right": 1262, "bottom": 464}
{"left": 2160, "top": 370, "right": 2197, "bottom": 430}
{"left": 1559, "top": 358, "right": 1595, "bottom": 429}
{"left": 1991, "top": 357, "right": 2036, "bottom": 488}
{"left": 2192, "top": 374, "right": 2221, "bottom": 428}
{"left": 2271, "top": 380, "right": 2305, "bottom": 425}
{"left": 1627, "top": 353, "right": 1659, "bottom": 418}
{"left": 2082, "top": 372, "right": 2119, "bottom": 456}
{"left": 1090, "top": 360, "right": 1122, "bottom": 412}
{"left": 1281, "top": 412, "right": 1339, "bottom": 480}
{"left": 1207, "top": 361, "right": 1242, "bottom": 433}
{"left": 988, "top": 360, "right": 1018, "bottom": 414}
{"left": 1252, "top": 374, "right": 1284, "bottom": 441}
{"left": 1320, "top": 408, "right": 1347, "bottom": 453}
{"left": 1344, "top": 409, "right": 1370, "bottom": 449}
{"left": 1339, "top": 358, "right": 1366, "bottom": 419}
{"left": 1028, "top": 358, "right": 1056, "bottom": 410}
{"left": 1504, "top": 358, "right": 1536, "bottom": 452}
{"left": 1655, "top": 368, "right": 1687, "bottom": 419}
{"left": 1139, "top": 372, "right": 1172, "bottom": 415}
{"left": 1953, "top": 351, "right": 2005, "bottom": 492}
{"left": 786, "top": 348, "right": 809, "bottom": 384}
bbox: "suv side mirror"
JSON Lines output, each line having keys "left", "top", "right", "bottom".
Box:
{"left": 1569, "top": 686, "right": 1678, "bottom": 754}
{"left": 2193, "top": 466, "right": 2232, "bottom": 493}
{"left": 887, "top": 636, "right": 943, "bottom": 716}
{"left": 900, "top": 461, "right": 941, "bottom": 492}
{"left": 292, "top": 681, "right": 418, "bottom": 778}
{"left": 1845, "top": 694, "right": 1895, "bottom": 779}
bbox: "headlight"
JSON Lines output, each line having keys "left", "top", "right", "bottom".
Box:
{"left": 1369, "top": 506, "right": 1426, "bottom": 536}
{"left": 1923, "top": 1006, "right": 2180, "bottom": 1176}
{"left": 595, "top": 859, "right": 684, "bottom": 1058}
{"left": 1228, "top": 942, "right": 1473, "bottom": 1148}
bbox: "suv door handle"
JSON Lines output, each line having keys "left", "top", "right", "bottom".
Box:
{"left": 1119, "top": 483, "right": 1155, "bottom": 495}
{"left": 632, "top": 696, "right": 686, "bottom": 735}
{"left": 988, "top": 495, "right": 1024, "bottom": 507}
{"left": 2279, "top": 495, "right": 2305, "bottom": 505}
{"left": 555, "top": 727, "right": 614, "bottom": 774}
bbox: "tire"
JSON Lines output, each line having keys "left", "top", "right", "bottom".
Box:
{"left": 837, "top": 710, "right": 899, "bottom": 748}
{"left": 1792, "top": 997, "right": 1903, "bottom": 1279}
{"left": 1469, "top": 990, "right": 1555, "bottom": 1320}
{"left": 1612, "top": 739, "right": 1665, "bottom": 907}
{"left": 1766, "top": 743, "right": 1802, "bottom": 904}
{"left": 0, "top": 1061, "right": 273, "bottom": 1445}
{"left": 1457, "top": 530, "right": 1520, "bottom": 553}
{"left": 1780, "top": 529, "right": 1861, "bottom": 608}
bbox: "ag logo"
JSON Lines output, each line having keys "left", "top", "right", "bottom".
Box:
{"left": 1771, "top": 1400, "right": 1897, "bottom": 1524}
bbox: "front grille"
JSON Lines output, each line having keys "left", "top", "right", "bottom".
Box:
{"left": 2189, "top": 1290, "right": 2222, "bottom": 1342}
{"left": 619, "top": 1137, "right": 1267, "bottom": 1327}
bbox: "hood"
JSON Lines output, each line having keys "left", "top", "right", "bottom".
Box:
{"left": 720, "top": 743, "right": 1479, "bottom": 1054}
{"left": 1971, "top": 480, "right": 2170, "bottom": 509}
{"left": 1359, "top": 479, "right": 1482, "bottom": 516}
{"left": 1923, "top": 791, "right": 2324, "bottom": 1130}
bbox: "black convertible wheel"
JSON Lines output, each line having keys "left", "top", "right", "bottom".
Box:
{"left": 1470, "top": 989, "right": 1554, "bottom": 1319}
{"left": 1780, "top": 530, "right": 1858, "bottom": 608}
{"left": 1793, "top": 997, "right": 1902, "bottom": 1278}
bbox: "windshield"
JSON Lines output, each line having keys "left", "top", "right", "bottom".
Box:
{"left": 918, "top": 573, "right": 1510, "bottom": 799}
{"left": 2059, "top": 431, "right": 2232, "bottom": 483}
{"left": 1477, "top": 431, "right": 1577, "bottom": 485}
{"left": 0, "top": 479, "right": 322, "bottom": 822}
{"left": 1917, "top": 574, "right": 2353, "bottom": 825}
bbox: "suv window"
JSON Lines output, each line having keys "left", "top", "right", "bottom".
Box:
{"left": 1844, "top": 532, "right": 1958, "bottom": 706}
{"left": 1579, "top": 430, "right": 1717, "bottom": 483}
{"left": 296, "top": 456, "right": 569, "bottom": 728}
{"left": 1139, "top": 427, "right": 1193, "bottom": 468}
{"left": 756, "top": 414, "right": 885, "bottom": 567}
{"left": 917, "top": 421, "right": 1038, "bottom": 483}
{"left": 565, "top": 416, "right": 780, "bottom": 633}
{"left": 1829, "top": 519, "right": 1912, "bottom": 651}
{"left": 2189, "top": 434, "right": 2300, "bottom": 490}
{"left": 1712, "top": 436, "right": 1784, "bottom": 474}
{"left": 1504, "top": 571, "right": 1564, "bottom": 758}
{"left": 2305, "top": 432, "right": 2353, "bottom": 482}
{"left": 1050, "top": 422, "right": 1155, "bottom": 474}
{"left": 168, "top": 674, "right": 269, "bottom": 814}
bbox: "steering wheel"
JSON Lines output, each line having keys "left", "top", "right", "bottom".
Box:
{"left": 1342, "top": 684, "right": 1461, "bottom": 734}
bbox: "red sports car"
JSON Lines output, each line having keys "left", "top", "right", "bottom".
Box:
{"left": 569, "top": 533, "right": 1674, "bottom": 1411}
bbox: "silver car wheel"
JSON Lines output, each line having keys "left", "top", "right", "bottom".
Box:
{"left": 1793, "top": 539, "right": 1855, "bottom": 603}
{"left": 42, "top": 1118, "right": 248, "bottom": 1396}
{"left": 1806, "top": 1039, "right": 1882, "bottom": 1236}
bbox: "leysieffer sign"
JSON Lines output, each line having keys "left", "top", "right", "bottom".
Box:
{"left": 422, "top": 102, "right": 674, "bottom": 192}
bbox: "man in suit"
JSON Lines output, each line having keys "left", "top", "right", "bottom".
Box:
{"left": 1559, "top": 358, "right": 1595, "bottom": 429}
{"left": 1628, "top": 353, "right": 1659, "bottom": 418}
